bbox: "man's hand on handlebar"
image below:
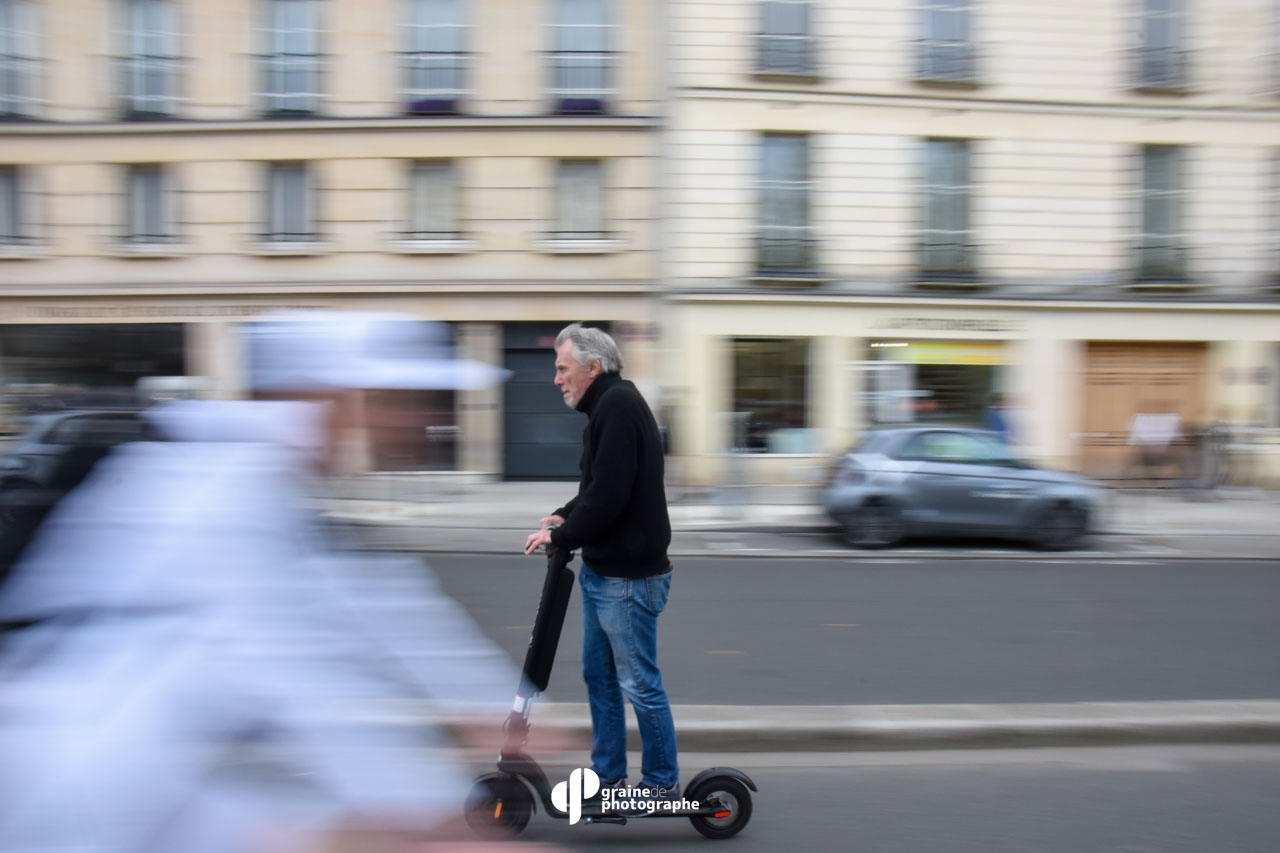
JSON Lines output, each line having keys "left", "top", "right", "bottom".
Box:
{"left": 524, "top": 515, "right": 565, "bottom": 555}
{"left": 523, "top": 527, "right": 553, "bottom": 556}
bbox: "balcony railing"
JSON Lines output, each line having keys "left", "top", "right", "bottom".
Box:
{"left": 1134, "top": 240, "right": 1190, "bottom": 283}
{"left": 403, "top": 228, "right": 462, "bottom": 242}
{"left": 755, "top": 33, "right": 817, "bottom": 76}
{"left": 1134, "top": 46, "right": 1190, "bottom": 92}
{"left": 918, "top": 235, "right": 979, "bottom": 283}
{"left": 915, "top": 39, "right": 978, "bottom": 85}
{"left": 121, "top": 230, "right": 179, "bottom": 245}
{"left": 756, "top": 225, "right": 819, "bottom": 279}
{"left": 548, "top": 50, "right": 613, "bottom": 114}
{"left": 119, "top": 55, "right": 180, "bottom": 118}
{"left": 403, "top": 51, "right": 467, "bottom": 114}
{"left": 261, "top": 54, "right": 321, "bottom": 115}
{"left": 261, "top": 227, "right": 318, "bottom": 243}
{"left": 0, "top": 55, "right": 39, "bottom": 118}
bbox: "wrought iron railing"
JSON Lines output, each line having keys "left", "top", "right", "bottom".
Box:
{"left": 548, "top": 50, "right": 613, "bottom": 114}
{"left": 403, "top": 51, "right": 467, "bottom": 114}
{"left": 756, "top": 225, "right": 819, "bottom": 277}
{"left": 915, "top": 39, "right": 978, "bottom": 84}
{"left": 755, "top": 33, "right": 816, "bottom": 75}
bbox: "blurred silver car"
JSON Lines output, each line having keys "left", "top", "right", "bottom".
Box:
{"left": 823, "top": 427, "right": 1104, "bottom": 550}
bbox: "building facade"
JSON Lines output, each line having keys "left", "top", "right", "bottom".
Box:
{"left": 0, "top": 0, "right": 662, "bottom": 478}
{"left": 664, "top": 0, "right": 1280, "bottom": 485}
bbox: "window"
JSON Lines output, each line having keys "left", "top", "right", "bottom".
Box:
{"left": 261, "top": 0, "right": 320, "bottom": 116}
{"left": 0, "top": 0, "right": 39, "bottom": 118}
{"left": 365, "top": 389, "right": 458, "bottom": 471}
{"left": 120, "top": 0, "right": 179, "bottom": 118}
{"left": 899, "top": 430, "right": 1014, "bottom": 465}
{"left": 758, "top": 134, "right": 815, "bottom": 275}
{"left": 553, "top": 160, "right": 605, "bottom": 238}
{"left": 264, "top": 162, "right": 315, "bottom": 242}
{"left": 757, "top": 0, "right": 815, "bottom": 75}
{"left": 0, "top": 164, "right": 28, "bottom": 244}
{"left": 407, "top": 160, "right": 459, "bottom": 239}
{"left": 1271, "top": 150, "right": 1280, "bottom": 286}
{"left": 124, "top": 164, "right": 176, "bottom": 244}
{"left": 1135, "top": 0, "right": 1188, "bottom": 91}
{"left": 921, "top": 138, "right": 976, "bottom": 280}
{"left": 916, "top": 0, "right": 975, "bottom": 84}
{"left": 1137, "top": 145, "right": 1187, "bottom": 281}
{"left": 731, "top": 338, "right": 810, "bottom": 453}
{"left": 550, "top": 0, "right": 611, "bottom": 114}
{"left": 404, "top": 0, "right": 466, "bottom": 114}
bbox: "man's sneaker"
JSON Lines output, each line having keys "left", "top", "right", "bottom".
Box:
{"left": 584, "top": 777, "right": 627, "bottom": 810}
{"left": 614, "top": 782, "right": 682, "bottom": 816}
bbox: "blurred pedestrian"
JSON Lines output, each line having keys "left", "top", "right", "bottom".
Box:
{"left": 982, "top": 392, "right": 1012, "bottom": 445}
{"left": 1126, "top": 407, "right": 1182, "bottom": 488}
{"left": 523, "top": 323, "right": 679, "bottom": 811}
{"left": 0, "top": 311, "right": 533, "bottom": 853}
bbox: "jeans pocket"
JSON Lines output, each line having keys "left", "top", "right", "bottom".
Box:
{"left": 644, "top": 574, "right": 671, "bottom": 614}
{"left": 584, "top": 564, "right": 628, "bottom": 602}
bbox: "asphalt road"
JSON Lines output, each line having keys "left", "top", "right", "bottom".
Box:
{"left": 426, "top": 554, "right": 1280, "bottom": 706}
{"left": 501, "top": 745, "right": 1280, "bottom": 852}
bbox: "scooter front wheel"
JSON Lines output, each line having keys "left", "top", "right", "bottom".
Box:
{"left": 464, "top": 773, "right": 534, "bottom": 838}
{"left": 687, "top": 776, "right": 753, "bottom": 839}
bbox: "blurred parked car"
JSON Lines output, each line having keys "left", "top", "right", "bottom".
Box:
{"left": 0, "top": 409, "right": 152, "bottom": 577}
{"left": 823, "top": 427, "right": 1103, "bottom": 550}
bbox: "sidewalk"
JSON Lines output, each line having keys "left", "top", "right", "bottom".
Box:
{"left": 320, "top": 478, "right": 1280, "bottom": 559}
{"left": 440, "top": 700, "right": 1280, "bottom": 752}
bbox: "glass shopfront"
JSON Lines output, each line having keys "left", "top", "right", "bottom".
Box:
{"left": 865, "top": 339, "right": 1008, "bottom": 427}
{"left": 731, "top": 337, "right": 811, "bottom": 453}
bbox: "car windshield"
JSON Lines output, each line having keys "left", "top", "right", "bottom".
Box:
{"left": 898, "top": 431, "right": 1021, "bottom": 466}
{"left": 851, "top": 431, "right": 898, "bottom": 455}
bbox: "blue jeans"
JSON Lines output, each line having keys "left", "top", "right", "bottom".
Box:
{"left": 579, "top": 562, "right": 679, "bottom": 790}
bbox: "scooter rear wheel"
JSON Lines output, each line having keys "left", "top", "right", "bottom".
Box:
{"left": 687, "top": 776, "right": 753, "bottom": 839}
{"left": 464, "top": 773, "right": 534, "bottom": 838}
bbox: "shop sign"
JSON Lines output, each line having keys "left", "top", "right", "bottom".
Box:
{"left": 4, "top": 303, "right": 326, "bottom": 322}
{"left": 1222, "top": 367, "right": 1275, "bottom": 386}
{"left": 615, "top": 322, "right": 660, "bottom": 342}
{"left": 878, "top": 341, "right": 1009, "bottom": 366}
{"left": 872, "top": 316, "right": 1023, "bottom": 333}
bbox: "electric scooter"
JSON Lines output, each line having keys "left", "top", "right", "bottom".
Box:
{"left": 463, "top": 544, "right": 756, "bottom": 839}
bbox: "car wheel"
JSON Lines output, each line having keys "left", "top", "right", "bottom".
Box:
{"left": 1034, "top": 502, "right": 1085, "bottom": 551}
{"left": 839, "top": 499, "right": 904, "bottom": 549}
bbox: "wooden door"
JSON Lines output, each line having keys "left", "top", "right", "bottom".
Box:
{"left": 1080, "top": 343, "right": 1206, "bottom": 478}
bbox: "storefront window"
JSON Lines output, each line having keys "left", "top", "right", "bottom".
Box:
{"left": 867, "top": 339, "right": 1004, "bottom": 426}
{"left": 365, "top": 389, "right": 458, "bottom": 472}
{"left": 0, "top": 323, "right": 186, "bottom": 403}
{"left": 731, "top": 337, "right": 809, "bottom": 453}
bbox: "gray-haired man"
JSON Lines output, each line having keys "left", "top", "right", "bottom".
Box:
{"left": 524, "top": 323, "right": 679, "bottom": 807}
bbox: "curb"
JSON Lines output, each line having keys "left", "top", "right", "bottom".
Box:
{"left": 338, "top": 519, "right": 1280, "bottom": 560}
{"left": 440, "top": 700, "right": 1280, "bottom": 752}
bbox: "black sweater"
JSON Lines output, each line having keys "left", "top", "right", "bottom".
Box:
{"left": 548, "top": 372, "right": 671, "bottom": 578}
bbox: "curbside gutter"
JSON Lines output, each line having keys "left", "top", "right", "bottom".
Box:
{"left": 440, "top": 700, "right": 1280, "bottom": 752}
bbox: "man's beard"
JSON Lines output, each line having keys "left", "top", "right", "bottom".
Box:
{"left": 562, "top": 394, "right": 578, "bottom": 411}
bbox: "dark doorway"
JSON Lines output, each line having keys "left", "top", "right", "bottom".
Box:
{"left": 502, "top": 322, "right": 609, "bottom": 481}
